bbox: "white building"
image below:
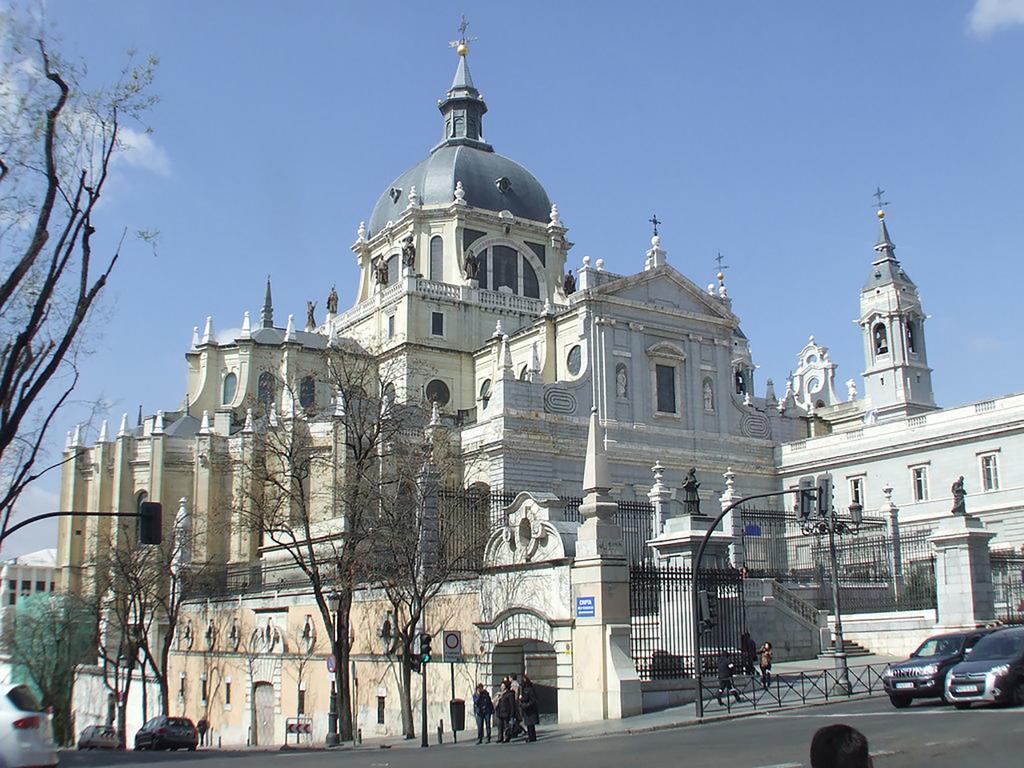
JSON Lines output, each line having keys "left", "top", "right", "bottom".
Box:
{"left": 0, "top": 548, "right": 58, "bottom": 685}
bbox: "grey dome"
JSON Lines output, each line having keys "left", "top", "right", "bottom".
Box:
{"left": 369, "top": 144, "right": 551, "bottom": 236}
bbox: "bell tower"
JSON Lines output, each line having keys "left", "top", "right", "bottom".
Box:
{"left": 858, "top": 210, "right": 936, "bottom": 420}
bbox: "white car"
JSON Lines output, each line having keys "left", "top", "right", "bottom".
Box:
{"left": 0, "top": 685, "right": 57, "bottom": 768}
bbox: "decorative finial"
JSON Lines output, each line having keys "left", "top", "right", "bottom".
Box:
{"left": 117, "top": 412, "right": 129, "bottom": 437}
{"left": 357, "top": 221, "right": 368, "bottom": 242}
{"left": 333, "top": 387, "right": 347, "bottom": 418}
{"left": 153, "top": 410, "right": 165, "bottom": 435}
{"left": 714, "top": 251, "right": 729, "bottom": 275}
{"left": 596, "top": 258, "right": 605, "bottom": 271}
{"left": 453, "top": 180, "right": 466, "bottom": 204}
{"left": 70, "top": 423, "right": 82, "bottom": 447}
{"left": 649, "top": 213, "right": 661, "bottom": 237}
{"left": 241, "top": 310, "right": 251, "bottom": 337}
{"left": 651, "top": 460, "right": 665, "bottom": 488}
{"left": 243, "top": 408, "right": 254, "bottom": 433}
{"left": 872, "top": 185, "right": 890, "bottom": 216}
{"left": 199, "top": 410, "right": 212, "bottom": 435}
{"left": 407, "top": 185, "right": 420, "bottom": 208}
{"left": 492, "top": 320, "right": 503, "bottom": 339}
{"left": 191, "top": 326, "right": 200, "bottom": 350}
{"left": 430, "top": 400, "right": 441, "bottom": 426}
{"left": 549, "top": 204, "right": 562, "bottom": 227}
{"left": 65, "top": 430, "right": 72, "bottom": 451}
{"left": 450, "top": 14, "right": 474, "bottom": 56}
{"left": 98, "top": 419, "right": 109, "bottom": 443}
{"left": 285, "top": 314, "right": 296, "bottom": 341}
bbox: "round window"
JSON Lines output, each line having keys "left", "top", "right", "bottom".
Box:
{"left": 566, "top": 345, "right": 582, "bottom": 376}
{"left": 425, "top": 379, "right": 451, "bottom": 408}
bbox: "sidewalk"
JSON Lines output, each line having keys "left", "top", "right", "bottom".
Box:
{"left": 342, "top": 654, "right": 899, "bottom": 751}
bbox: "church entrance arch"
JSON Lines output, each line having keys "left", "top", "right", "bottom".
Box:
{"left": 492, "top": 638, "right": 559, "bottom": 717}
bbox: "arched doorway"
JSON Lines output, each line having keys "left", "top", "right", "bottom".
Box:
{"left": 252, "top": 682, "right": 274, "bottom": 746}
{"left": 492, "top": 639, "right": 559, "bottom": 718}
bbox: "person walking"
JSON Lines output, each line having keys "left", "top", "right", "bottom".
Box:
{"left": 472, "top": 683, "right": 494, "bottom": 744}
{"left": 508, "top": 673, "right": 523, "bottom": 739}
{"left": 518, "top": 675, "right": 539, "bottom": 743}
{"left": 758, "top": 641, "right": 774, "bottom": 689}
{"left": 196, "top": 718, "right": 209, "bottom": 747}
{"left": 494, "top": 681, "right": 515, "bottom": 743}
{"left": 740, "top": 631, "right": 757, "bottom": 676}
{"left": 716, "top": 652, "right": 741, "bottom": 705}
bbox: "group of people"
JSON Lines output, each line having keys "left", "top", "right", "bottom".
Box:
{"left": 471, "top": 673, "right": 540, "bottom": 744}
{"left": 716, "top": 632, "right": 774, "bottom": 704}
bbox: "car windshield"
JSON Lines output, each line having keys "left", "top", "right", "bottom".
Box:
{"left": 168, "top": 718, "right": 192, "bottom": 727}
{"left": 912, "top": 636, "right": 962, "bottom": 657}
{"left": 968, "top": 632, "right": 1024, "bottom": 661}
{"left": 7, "top": 686, "right": 43, "bottom": 712}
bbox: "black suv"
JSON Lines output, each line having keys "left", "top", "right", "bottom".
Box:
{"left": 945, "top": 625, "right": 1024, "bottom": 708}
{"left": 883, "top": 628, "right": 995, "bottom": 708}
{"left": 133, "top": 716, "right": 198, "bottom": 751}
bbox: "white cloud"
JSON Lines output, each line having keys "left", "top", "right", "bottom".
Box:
{"left": 2, "top": 481, "right": 61, "bottom": 559}
{"left": 115, "top": 126, "right": 172, "bottom": 177}
{"left": 968, "top": 0, "right": 1024, "bottom": 36}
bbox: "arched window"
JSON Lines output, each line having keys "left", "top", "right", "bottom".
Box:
{"left": 734, "top": 369, "right": 747, "bottom": 395}
{"left": 136, "top": 491, "right": 149, "bottom": 512}
{"left": 386, "top": 254, "right": 399, "bottom": 285}
{"left": 429, "top": 236, "right": 444, "bottom": 282}
{"left": 873, "top": 323, "right": 889, "bottom": 355}
{"left": 258, "top": 372, "right": 275, "bottom": 411}
{"left": 523, "top": 260, "right": 539, "bottom": 299}
{"left": 222, "top": 373, "right": 237, "bottom": 405}
{"left": 519, "top": 364, "right": 530, "bottom": 381}
{"left": 479, "top": 379, "right": 492, "bottom": 406}
{"left": 615, "top": 364, "right": 628, "bottom": 398}
{"left": 566, "top": 345, "right": 582, "bottom": 376}
{"left": 299, "top": 376, "right": 316, "bottom": 409}
{"left": 492, "top": 245, "right": 518, "bottom": 292}
{"left": 906, "top": 320, "right": 917, "bottom": 354}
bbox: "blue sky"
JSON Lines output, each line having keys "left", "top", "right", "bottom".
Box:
{"left": 5, "top": 1, "right": 1024, "bottom": 555}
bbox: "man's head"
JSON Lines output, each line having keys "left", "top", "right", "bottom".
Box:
{"left": 810, "top": 724, "right": 873, "bottom": 768}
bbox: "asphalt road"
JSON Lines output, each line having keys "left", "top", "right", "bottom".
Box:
{"left": 62, "top": 697, "right": 1024, "bottom": 768}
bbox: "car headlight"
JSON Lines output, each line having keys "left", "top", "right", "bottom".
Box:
{"left": 988, "top": 664, "right": 1011, "bottom": 677}
{"left": 917, "top": 664, "right": 938, "bottom": 677}
{"left": 883, "top": 665, "right": 893, "bottom": 679}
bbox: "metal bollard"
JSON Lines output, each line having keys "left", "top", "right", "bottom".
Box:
{"left": 357, "top": 728, "right": 362, "bottom": 745}
{"left": 437, "top": 720, "right": 444, "bottom": 744}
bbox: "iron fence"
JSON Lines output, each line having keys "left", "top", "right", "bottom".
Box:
{"left": 629, "top": 564, "right": 746, "bottom": 681}
{"left": 700, "top": 660, "right": 891, "bottom": 715}
{"left": 739, "top": 508, "right": 936, "bottom": 614}
{"left": 992, "top": 550, "right": 1024, "bottom": 625}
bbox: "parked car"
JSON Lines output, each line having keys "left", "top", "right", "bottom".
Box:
{"left": 77, "top": 723, "right": 119, "bottom": 750}
{"left": 945, "top": 625, "right": 1024, "bottom": 708}
{"left": 0, "top": 684, "right": 57, "bottom": 768}
{"left": 883, "top": 628, "right": 997, "bottom": 708}
{"left": 134, "top": 716, "right": 198, "bottom": 751}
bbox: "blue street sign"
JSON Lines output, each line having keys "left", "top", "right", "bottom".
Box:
{"left": 576, "top": 596, "right": 596, "bottom": 618}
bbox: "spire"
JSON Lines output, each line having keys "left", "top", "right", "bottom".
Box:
{"left": 153, "top": 410, "right": 165, "bottom": 435}
{"left": 70, "top": 424, "right": 82, "bottom": 448}
{"left": 241, "top": 310, "right": 251, "bottom": 339}
{"left": 285, "top": 313, "right": 296, "bottom": 342}
{"left": 118, "top": 412, "right": 129, "bottom": 437}
{"left": 262, "top": 276, "right": 274, "bottom": 329}
{"left": 437, "top": 23, "right": 490, "bottom": 151}
{"left": 199, "top": 410, "right": 212, "bottom": 435}
{"left": 137, "top": 404, "right": 143, "bottom": 427}
{"left": 201, "top": 316, "right": 214, "bottom": 345}
{"left": 874, "top": 210, "right": 896, "bottom": 262}
{"left": 98, "top": 419, "right": 109, "bottom": 443}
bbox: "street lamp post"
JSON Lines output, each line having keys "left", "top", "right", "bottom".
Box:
{"left": 326, "top": 591, "right": 340, "bottom": 747}
{"left": 799, "top": 498, "right": 863, "bottom": 695}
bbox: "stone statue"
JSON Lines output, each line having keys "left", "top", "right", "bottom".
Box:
{"left": 703, "top": 379, "right": 714, "bottom": 412}
{"left": 401, "top": 235, "right": 416, "bottom": 268}
{"left": 615, "top": 365, "right": 628, "bottom": 398}
{"left": 305, "top": 300, "right": 317, "bottom": 330}
{"left": 682, "top": 467, "right": 701, "bottom": 514}
{"left": 563, "top": 269, "right": 576, "bottom": 295}
{"left": 951, "top": 476, "right": 967, "bottom": 516}
{"left": 326, "top": 285, "right": 338, "bottom": 314}
{"left": 463, "top": 248, "right": 479, "bottom": 280}
{"left": 374, "top": 257, "right": 389, "bottom": 286}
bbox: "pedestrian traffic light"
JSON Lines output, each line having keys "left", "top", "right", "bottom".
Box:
{"left": 816, "top": 474, "right": 833, "bottom": 519}
{"left": 797, "top": 477, "right": 816, "bottom": 520}
{"left": 137, "top": 501, "right": 162, "bottom": 545}
{"left": 419, "top": 632, "right": 432, "bottom": 664}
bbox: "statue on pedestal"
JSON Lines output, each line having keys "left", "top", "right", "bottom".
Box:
{"left": 326, "top": 285, "right": 338, "bottom": 314}
{"left": 463, "top": 248, "right": 479, "bottom": 280}
{"left": 401, "top": 235, "right": 416, "bottom": 269}
{"left": 563, "top": 269, "right": 576, "bottom": 295}
{"left": 951, "top": 476, "right": 967, "bottom": 516}
{"left": 305, "top": 300, "right": 317, "bottom": 330}
{"left": 682, "top": 467, "right": 701, "bottom": 515}
{"left": 374, "top": 257, "right": 389, "bottom": 286}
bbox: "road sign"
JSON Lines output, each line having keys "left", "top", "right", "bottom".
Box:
{"left": 576, "top": 596, "right": 595, "bottom": 618}
{"left": 442, "top": 630, "right": 463, "bottom": 662}
{"left": 326, "top": 654, "right": 337, "bottom": 673}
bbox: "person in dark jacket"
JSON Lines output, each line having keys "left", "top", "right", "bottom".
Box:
{"left": 740, "top": 631, "right": 757, "bottom": 676}
{"left": 472, "top": 683, "right": 493, "bottom": 744}
{"left": 716, "top": 652, "right": 741, "bottom": 705}
{"left": 494, "top": 681, "right": 515, "bottom": 743}
{"left": 518, "top": 674, "right": 539, "bottom": 742}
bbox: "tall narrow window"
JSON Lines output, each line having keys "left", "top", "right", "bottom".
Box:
{"left": 387, "top": 314, "right": 395, "bottom": 338}
{"left": 734, "top": 369, "right": 746, "bottom": 395}
{"left": 386, "top": 254, "right": 399, "bottom": 285}
{"left": 981, "top": 454, "right": 1000, "bottom": 491}
{"left": 912, "top": 466, "right": 928, "bottom": 502}
{"left": 492, "top": 245, "right": 518, "bottom": 292}
{"left": 222, "top": 372, "right": 237, "bottom": 405}
{"left": 849, "top": 477, "right": 864, "bottom": 506}
{"left": 297, "top": 687, "right": 306, "bottom": 715}
{"left": 873, "top": 323, "right": 889, "bottom": 355}
{"left": 523, "top": 260, "right": 540, "bottom": 299}
{"left": 258, "top": 372, "right": 275, "bottom": 410}
{"left": 299, "top": 376, "right": 316, "bottom": 409}
{"left": 431, "top": 312, "right": 444, "bottom": 337}
{"left": 429, "top": 236, "right": 444, "bottom": 282}
{"left": 225, "top": 681, "right": 232, "bottom": 706}
{"left": 377, "top": 696, "right": 386, "bottom": 725}
{"left": 655, "top": 364, "right": 676, "bottom": 414}
{"left": 906, "top": 320, "right": 917, "bottom": 354}
{"left": 201, "top": 676, "right": 208, "bottom": 703}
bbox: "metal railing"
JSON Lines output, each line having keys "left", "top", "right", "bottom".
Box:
{"left": 701, "top": 661, "right": 890, "bottom": 715}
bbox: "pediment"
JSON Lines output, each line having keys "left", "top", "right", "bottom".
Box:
{"left": 591, "top": 265, "right": 735, "bottom": 323}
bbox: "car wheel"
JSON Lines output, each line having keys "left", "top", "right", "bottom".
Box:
{"left": 954, "top": 702, "right": 971, "bottom": 710}
{"left": 889, "top": 695, "right": 912, "bottom": 709}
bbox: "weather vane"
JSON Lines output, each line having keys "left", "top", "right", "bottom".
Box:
{"left": 649, "top": 214, "right": 661, "bottom": 237}
{"left": 714, "top": 251, "right": 729, "bottom": 273}
{"left": 449, "top": 15, "right": 477, "bottom": 52}
{"left": 872, "top": 186, "right": 890, "bottom": 212}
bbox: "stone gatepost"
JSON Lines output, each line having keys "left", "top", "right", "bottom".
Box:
{"left": 929, "top": 514, "right": 996, "bottom": 628}
{"left": 561, "top": 408, "right": 642, "bottom": 723}
{"left": 720, "top": 468, "right": 745, "bottom": 568}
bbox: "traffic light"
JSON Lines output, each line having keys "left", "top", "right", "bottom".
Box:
{"left": 797, "top": 477, "right": 816, "bottom": 520}
{"left": 137, "top": 501, "right": 163, "bottom": 545}
{"left": 816, "top": 474, "right": 833, "bottom": 519}
{"left": 419, "top": 632, "right": 432, "bottom": 664}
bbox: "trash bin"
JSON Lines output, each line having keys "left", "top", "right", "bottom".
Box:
{"left": 449, "top": 698, "right": 466, "bottom": 732}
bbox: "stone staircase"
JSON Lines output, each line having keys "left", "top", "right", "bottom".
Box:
{"left": 818, "top": 638, "right": 873, "bottom": 658}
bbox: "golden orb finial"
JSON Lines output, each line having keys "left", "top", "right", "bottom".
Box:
{"left": 877, "top": 209, "right": 886, "bottom": 220}
{"left": 457, "top": 41, "right": 469, "bottom": 56}
{"left": 716, "top": 271, "right": 725, "bottom": 282}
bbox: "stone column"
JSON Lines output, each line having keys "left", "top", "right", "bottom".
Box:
{"left": 929, "top": 514, "right": 996, "bottom": 628}
{"left": 647, "top": 462, "right": 671, "bottom": 539}
{"left": 562, "top": 408, "right": 642, "bottom": 723}
{"left": 720, "top": 468, "right": 744, "bottom": 568}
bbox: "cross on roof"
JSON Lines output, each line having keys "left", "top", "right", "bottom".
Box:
{"left": 714, "top": 251, "right": 729, "bottom": 272}
{"left": 449, "top": 14, "right": 477, "bottom": 48}
{"left": 649, "top": 214, "right": 661, "bottom": 237}
{"left": 872, "top": 186, "right": 890, "bottom": 211}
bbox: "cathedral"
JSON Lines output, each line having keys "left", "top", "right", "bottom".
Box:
{"left": 59, "top": 38, "right": 1024, "bottom": 745}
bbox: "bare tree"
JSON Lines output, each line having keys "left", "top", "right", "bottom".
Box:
{"left": 0, "top": 16, "right": 157, "bottom": 542}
